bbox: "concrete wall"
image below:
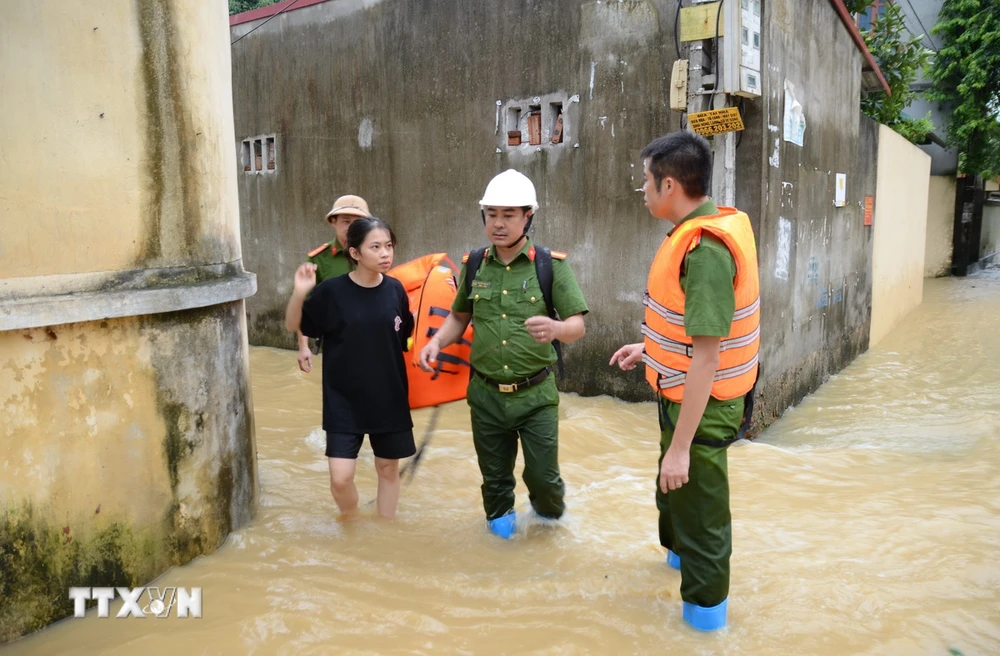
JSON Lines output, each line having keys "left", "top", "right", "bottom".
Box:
{"left": 924, "top": 176, "right": 956, "bottom": 277}
{"left": 231, "top": 0, "right": 892, "bottom": 429}
{"left": 231, "top": 0, "right": 684, "bottom": 399}
{"left": 1, "top": 1, "right": 257, "bottom": 641}
{"left": 870, "top": 125, "right": 932, "bottom": 347}
{"left": 982, "top": 206, "right": 1000, "bottom": 265}
{"left": 741, "top": 0, "right": 879, "bottom": 426}
{"left": 981, "top": 180, "right": 1000, "bottom": 266}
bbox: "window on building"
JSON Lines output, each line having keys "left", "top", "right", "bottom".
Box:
{"left": 499, "top": 95, "right": 572, "bottom": 151}
{"left": 527, "top": 105, "right": 542, "bottom": 146}
{"left": 856, "top": 0, "right": 892, "bottom": 31}
{"left": 241, "top": 134, "right": 277, "bottom": 174}
{"left": 550, "top": 102, "right": 564, "bottom": 144}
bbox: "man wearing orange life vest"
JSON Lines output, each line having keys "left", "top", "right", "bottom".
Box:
{"left": 610, "top": 131, "right": 760, "bottom": 632}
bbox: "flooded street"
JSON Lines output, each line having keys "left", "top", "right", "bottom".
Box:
{"left": 5, "top": 272, "right": 999, "bottom": 655}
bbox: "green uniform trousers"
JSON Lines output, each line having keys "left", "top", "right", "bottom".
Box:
{"left": 656, "top": 397, "right": 742, "bottom": 608}
{"left": 467, "top": 374, "right": 564, "bottom": 521}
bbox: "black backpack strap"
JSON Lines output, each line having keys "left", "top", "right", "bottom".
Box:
{"left": 463, "top": 247, "right": 488, "bottom": 300}
{"left": 533, "top": 246, "right": 564, "bottom": 380}
{"left": 534, "top": 246, "right": 556, "bottom": 320}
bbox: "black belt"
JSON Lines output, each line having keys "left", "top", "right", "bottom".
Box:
{"left": 473, "top": 367, "right": 551, "bottom": 393}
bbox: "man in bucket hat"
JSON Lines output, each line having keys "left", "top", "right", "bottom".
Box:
{"left": 296, "top": 194, "right": 371, "bottom": 373}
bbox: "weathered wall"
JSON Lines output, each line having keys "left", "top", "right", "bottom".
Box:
{"left": 746, "top": 0, "right": 879, "bottom": 426}
{"left": 231, "top": 0, "right": 684, "bottom": 399}
{"left": 924, "top": 175, "right": 956, "bottom": 278}
{"left": 1, "top": 1, "right": 242, "bottom": 279}
{"left": 982, "top": 206, "right": 1000, "bottom": 265}
{"left": 231, "top": 0, "right": 889, "bottom": 426}
{"left": 0, "top": 305, "right": 256, "bottom": 641}
{"left": 870, "top": 125, "right": 931, "bottom": 347}
{"left": 1, "top": 0, "right": 257, "bottom": 641}
{"left": 982, "top": 180, "right": 1000, "bottom": 266}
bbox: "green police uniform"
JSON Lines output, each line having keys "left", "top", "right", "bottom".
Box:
{"left": 307, "top": 240, "right": 353, "bottom": 284}
{"left": 655, "top": 199, "right": 744, "bottom": 608}
{"left": 304, "top": 241, "right": 353, "bottom": 354}
{"left": 453, "top": 238, "right": 589, "bottom": 521}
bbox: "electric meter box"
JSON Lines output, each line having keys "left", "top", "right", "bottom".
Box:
{"left": 723, "top": 0, "right": 762, "bottom": 98}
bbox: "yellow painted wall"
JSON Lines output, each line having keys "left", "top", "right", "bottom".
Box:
{"left": 0, "top": 0, "right": 241, "bottom": 279}
{"left": 923, "top": 176, "right": 955, "bottom": 278}
{"left": 982, "top": 205, "right": 1000, "bottom": 262}
{"left": 982, "top": 180, "right": 1000, "bottom": 263}
{"left": 870, "top": 125, "right": 931, "bottom": 347}
{"left": 0, "top": 1, "right": 256, "bottom": 641}
{"left": 0, "top": 304, "right": 257, "bottom": 642}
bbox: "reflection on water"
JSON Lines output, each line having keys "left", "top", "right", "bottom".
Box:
{"left": 5, "top": 274, "right": 999, "bottom": 655}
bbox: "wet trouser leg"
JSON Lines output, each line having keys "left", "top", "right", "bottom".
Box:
{"left": 469, "top": 376, "right": 519, "bottom": 520}
{"left": 656, "top": 398, "right": 736, "bottom": 608}
{"left": 517, "top": 378, "right": 564, "bottom": 519}
{"left": 468, "top": 375, "right": 564, "bottom": 521}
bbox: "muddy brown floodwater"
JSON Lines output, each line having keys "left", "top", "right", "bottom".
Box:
{"left": 5, "top": 272, "right": 999, "bottom": 655}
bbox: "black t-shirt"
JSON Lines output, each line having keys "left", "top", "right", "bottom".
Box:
{"left": 300, "top": 273, "right": 415, "bottom": 434}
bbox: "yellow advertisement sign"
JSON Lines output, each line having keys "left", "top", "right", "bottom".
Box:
{"left": 688, "top": 107, "right": 745, "bottom": 137}
{"left": 679, "top": 3, "right": 724, "bottom": 42}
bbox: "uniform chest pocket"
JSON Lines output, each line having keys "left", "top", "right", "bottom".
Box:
{"left": 515, "top": 281, "right": 547, "bottom": 320}
{"left": 470, "top": 286, "right": 493, "bottom": 303}
{"left": 517, "top": 287, "right": 544, "bottom": 307}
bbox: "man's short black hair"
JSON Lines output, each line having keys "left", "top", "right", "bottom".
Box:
{"left": 640, "top": 131, "right": 712, "bottom": 197}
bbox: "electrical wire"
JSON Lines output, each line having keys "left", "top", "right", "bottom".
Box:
{"left": 711, "top": 0, "right": 724, "bottom": 110}
{"left": 735, "top": 97, "right": 745, "bottom": 149}
{"left": 900, "top": 0, "right": 940, "bottom": 52}
{"left": 674, "top": 1, "right": 683, "bottom": 58}
{"left": 231, "top": 0, "right": 304, "bottom": 46}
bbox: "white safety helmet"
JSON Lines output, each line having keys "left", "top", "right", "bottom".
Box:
{"left": 478, "top": 169, "right": 539, "bottom": 211}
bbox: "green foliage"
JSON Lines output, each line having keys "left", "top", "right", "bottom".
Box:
{"left": 860, "top": 2, "right": 934, "bottom": 144}
{"left": 229, "top": 0, "right": 281, "bottom": 15}
{"left": 927, "top": 0, "right": 1000, "bottom": 178}
{"left": 895, "top": 113, "right": 935, "bottom": 144}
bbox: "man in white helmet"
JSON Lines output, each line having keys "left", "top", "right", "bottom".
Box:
{"left": 418, "top": 169, "right": 589, "bottom": 538}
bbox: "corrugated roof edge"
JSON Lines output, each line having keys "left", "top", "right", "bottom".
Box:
{"left": 230, "top": 0, "right": 332, "bottom": 27}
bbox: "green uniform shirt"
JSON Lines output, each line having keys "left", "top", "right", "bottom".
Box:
{"left": 308, "top": 241, "right": 353, "bottom": 284}
{"left": 676, "top": 199, "right": 737, "bottom": 338}
{"left": 453, "top": 238, "right": 589, "bottom": 382}
{"left": 669, "top": 198, "right": 743, "bottom": 422}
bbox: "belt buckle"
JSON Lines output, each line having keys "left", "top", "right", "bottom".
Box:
{"left": 497, "top": 383, "right": 515, "bottom": 393}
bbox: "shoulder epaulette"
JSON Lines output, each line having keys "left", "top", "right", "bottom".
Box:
{"left": 308, "top": 243, "right": 330, "bottom": 258}
{"left": 461, "top": 252, "right": 470, "bottom": 263}
{"left": 551, "top": 250, "right": 568, "bottom": 260}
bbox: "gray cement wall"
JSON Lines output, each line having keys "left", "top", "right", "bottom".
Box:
{"left": 232, "top": 0, "right": 684, "bottom": 400}
{"left": 232, "top": 0, "right": 879, "bottom": 421}
{"left": 746, "top": 0, "right": 879, "bottom": 426}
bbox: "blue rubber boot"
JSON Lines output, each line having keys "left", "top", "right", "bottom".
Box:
{"left": 682, "top": 598, "right": 728, "bottom": 631}
{"left": 666, "top": 550, "right": 681, "bottom": 570}
{"left": 487, "top": 512, "right": 517, "bottom": 539}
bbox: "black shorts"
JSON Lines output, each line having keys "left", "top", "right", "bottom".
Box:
{"left": 326, "top": 430, "right": 416, "bottom": 460}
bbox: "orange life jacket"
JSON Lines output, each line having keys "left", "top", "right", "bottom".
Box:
{"left": 388, "top": 253, "right": 474, "bottom": 409}
{"left": 642, "top": 207, "right": 760, "bottom": 403}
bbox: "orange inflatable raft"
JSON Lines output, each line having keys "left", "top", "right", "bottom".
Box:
{"left": 388, "top": 253, "right": 474, "bottom": 410}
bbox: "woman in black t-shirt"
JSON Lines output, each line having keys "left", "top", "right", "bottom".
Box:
{"left": 285, "top": 217, "right": 415, "bottom": 519}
